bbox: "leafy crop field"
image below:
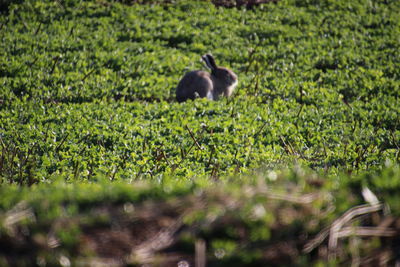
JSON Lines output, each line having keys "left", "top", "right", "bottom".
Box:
{"left": 0, "top": 0, "right": 400, "bottom": 265}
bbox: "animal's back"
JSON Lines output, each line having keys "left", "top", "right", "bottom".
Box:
{"left": 176, "top": 71, "right": 213, "bottom": 102}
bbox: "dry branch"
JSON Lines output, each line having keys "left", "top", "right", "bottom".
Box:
{"left": 337, "top": 226, "right": 396, "bottom": 238}
{"left": 185, "top": 125, "right": 203, "bottom": 150}
{"left": 328, "top": 203, "right": 383, "bottom": 250}
{"left": 303, "top": 203, "right": 387, "bottom": 254}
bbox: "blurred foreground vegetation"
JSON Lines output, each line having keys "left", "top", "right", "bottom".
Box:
{"left": 1, "top": 165, "right": 400, "bottom": 266}
{"left": 0, "top": 0, "right": 399, "bottom": 265}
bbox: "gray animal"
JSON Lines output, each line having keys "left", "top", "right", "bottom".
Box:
{"left": 176, "top": 54, "right": 238, "bottom": 102}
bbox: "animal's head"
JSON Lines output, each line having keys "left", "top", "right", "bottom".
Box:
{"left": 202, "top": 54, "right": 238, "bottom": 86}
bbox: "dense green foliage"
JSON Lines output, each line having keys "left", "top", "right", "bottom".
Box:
{"left": 0, "top": 0, "right": 400, "bottom": 265}
{"left": 1, "top": 0, "right": 399, "bottom": 183}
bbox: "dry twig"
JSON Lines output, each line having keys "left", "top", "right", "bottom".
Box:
{"left": 303, "top": 203, "right": 389, "bottom": 254}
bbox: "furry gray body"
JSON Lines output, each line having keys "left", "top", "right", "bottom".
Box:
{"left": 176, "top": 71, "right": 213, "bottom": 102}
{"left": 176, "top": 54, "right": 238, "bottom": 103}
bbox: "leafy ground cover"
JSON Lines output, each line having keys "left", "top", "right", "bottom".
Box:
{"left": 1, "top": 0, "right": 399, "bottom": 184}
{"left": 0, "top": 0, "right": 400, "bottom": 265}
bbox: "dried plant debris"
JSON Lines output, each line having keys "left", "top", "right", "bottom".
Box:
{"left": 1, "top": 170, "right": 400, "bottom": 266}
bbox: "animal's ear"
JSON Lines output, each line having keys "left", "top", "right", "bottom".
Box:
{"left": 202, "top": 54, "right": 217, "bottom": 70}
{"left": 206, "top": 54, "right": 217, "bottom": 69}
